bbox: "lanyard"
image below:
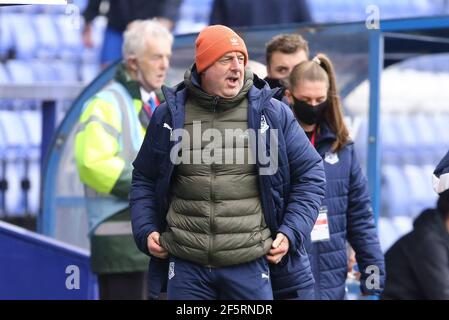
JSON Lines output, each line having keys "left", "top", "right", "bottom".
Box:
{"left": 310, "top": 128, "right": 317, "bottom": 147}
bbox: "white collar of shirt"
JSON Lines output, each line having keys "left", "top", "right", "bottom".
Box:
{"left": 140, "top": 87, "right": 155, "bottom": 103}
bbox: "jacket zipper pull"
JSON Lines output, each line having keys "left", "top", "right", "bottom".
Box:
{"left": 213, "top": 96, "right": 219, "bottom": 113}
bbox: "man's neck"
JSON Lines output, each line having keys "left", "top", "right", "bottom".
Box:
{"left": 125, "top": 65, "right": 138, "bottom": 81}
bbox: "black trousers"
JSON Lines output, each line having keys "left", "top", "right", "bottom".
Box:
{"left": 98, "top": 272, "right": 148, "bottom": 300}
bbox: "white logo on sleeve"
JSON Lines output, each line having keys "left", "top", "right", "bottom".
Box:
{"left": 260, "top": 115, "right": 269, "bottom": 133}
{"left": 261, "top": 273, "right": 270, "bottom": 280}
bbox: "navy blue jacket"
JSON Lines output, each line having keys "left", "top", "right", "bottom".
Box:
{"left": 382, "top": 209, "right": 449, "bottom": 300}
{"left": 130, "top": 74, "right": 326, "bottom": 299}
{"left": 307, "top": 122, "right": 385, "bottom": 299}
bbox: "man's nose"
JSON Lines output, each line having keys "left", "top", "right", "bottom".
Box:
{"left": 230, "top": 56, "right": 241, "bottom": 69}
{"left": 160, "top": 56, "right": 169, "bottom": 70}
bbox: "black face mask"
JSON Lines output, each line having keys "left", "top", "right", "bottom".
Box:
{"left": 291, "top": 96, "right": 328, "bottom": 125}
{"left": 264, "top": 77, "right": 284, "bottom": 89}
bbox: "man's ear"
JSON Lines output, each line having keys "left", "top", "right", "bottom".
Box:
{"left": 285, "top": 89, "right": 293, "bottom": 105}
{"left": 199, "top": 69, "right": 205, "bottom": 80}
{"left": 266, "top": 63, "right": 271, "bottom": 78}
{"left": 127, "top": 56, "right": 138, "bottom": 72}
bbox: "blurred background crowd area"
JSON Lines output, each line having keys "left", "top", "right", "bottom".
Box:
{"left": 1, "top": 0, "right": 449, "bottom": 255}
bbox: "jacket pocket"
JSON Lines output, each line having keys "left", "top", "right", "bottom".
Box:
{"left": 270, "top": 245, "right": 314, "bottom": 293}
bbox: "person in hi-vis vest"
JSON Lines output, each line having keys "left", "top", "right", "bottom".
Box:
{"left": 75, "top": 19, "right": 173, "bottom": 300}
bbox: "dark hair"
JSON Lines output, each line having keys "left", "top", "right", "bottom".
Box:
{"left": 287, "top": 53, "right": 350, "bottom": 153}
{"left": 437, "top": 190, "right": 449, "bottom": 218}
{"left": 265, "top": 34, "right": 309, "bottom": 66}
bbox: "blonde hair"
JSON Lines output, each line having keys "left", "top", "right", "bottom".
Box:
{"left": 288, "top": 53, "right": 350, "bottom": 152}
{"left": 122, "top": 19, "right": 173, "bottom": 60}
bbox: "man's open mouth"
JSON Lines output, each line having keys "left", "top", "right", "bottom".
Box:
{"left": 227, "top": 76, "right": 239, "bottom": 85}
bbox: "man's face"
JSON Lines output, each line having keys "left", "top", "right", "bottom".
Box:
{"left": 201, "top": 51, "right": 245, "bottom": 98}
{"left": 134, "top": 37, "right": 172, "bottom": 92}
{"left": 267, "top": 49, "right": 308, "bottom": 80}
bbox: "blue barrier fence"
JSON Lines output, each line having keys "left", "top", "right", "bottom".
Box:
{"left": 0, "top": 220, "right": 97, "bottom": 299}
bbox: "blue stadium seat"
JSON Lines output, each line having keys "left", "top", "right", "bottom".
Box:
{"left": 0, "top": 111, "right": 28, "bottom": 216}
{"left": 0, "top": 125, "right": 6, "bottom": 218}
{"left": 0, "top": 63, "right": 9, "bottom": 84}
{"left": 430, "top": 113, "right": 449, "bottom": 151}
{"left": 5, "top": 60, "right": 38, "bottom": 109}
{"left": 17, "top": 4, "right": 43, "bottom": 14}
{"left": 381, "top": 164, "right": 410, "bottom": 217}
{"left": 309, "top": 0, "right": 327, "bottom": 22}
{"left": 378, "top": 215, "right": 414, "bottom": 253}
{"left": 403, "top": 164, "right": 432, "bottom": 217}
{"left": 20, "top": 111, "right": 42, "bottom": 216}
{"left": 0, "top": 13, "right": 14, "bottom": 58}
{"left": 352, "top": 115, "right": 367, "bottom": 168}
{"left": 409, "top": 113, "right": 439, "bottom": 165}
{"left": 377, "top": 217, "right": 400, "bottom": 252}
{"left": 52, "top": 61, "right": 79, "bottom": 82}
{"left": 30, "top": 61, "right": 58, "bottom": 82}
{"left": 81, "top": 63, "right": 100, "bottom": 84}
{"left": 175, "top": 0, "right": 212, "bottom": 34}
{"left": 395, "top": 114, "right": 422, "bottom": 165}
{"left": 80, "top": 16, "right": 107, "bottom": 63}
{"left": 45, "top": 3, "right": 68, "bottom": 15}
{"left": 381, "top": 115, "right": 403, "bottom": 164}
{"left": 73, "top": 0, "right": 88, "bottom": 12}
{"left": 0, "top": 63, "right": 11, "bottom": 108}
{"left": 54, "top": 15, "right": 83, "bottom": 60}
{"left": 33, "top": 14, "right": 61, "bottom": 59}
{"left": 6, "top": 60, "right": 35, "bottom": 84}
{"left": 8, "top": 13, "right": 38, "bottom": 59}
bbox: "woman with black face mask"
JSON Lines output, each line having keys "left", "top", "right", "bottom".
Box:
{"left": 284, "top": 53, "right": 385, "bottom": 300}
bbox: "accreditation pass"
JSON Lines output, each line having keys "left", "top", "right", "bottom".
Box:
{"left": 311, "top": 206, "right": 330, "bottom": 242}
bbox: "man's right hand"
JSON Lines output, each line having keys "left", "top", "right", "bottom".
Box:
{"left": 147, "top": 231, "right": 168, "bottom": 259}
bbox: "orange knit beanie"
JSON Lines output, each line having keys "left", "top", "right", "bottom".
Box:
{"left": 195, "top": 25, "right": 248, "bottom": 73}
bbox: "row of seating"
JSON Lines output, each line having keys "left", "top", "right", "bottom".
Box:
{"left": 0, "top": 12, "right": 105, "bottom": 61}
{"left": 4, "top": 0, "right": 443, "bottom": 23}
{"left": 0, "top": 110, "right": 41, "bottom": 217}
{"left": 0, "top": 0, "right": 88, "bottom": 14}
{"left": 353, "top": 113, "right": 449, "bottom": 166}
{"left": 378, "top": 216, "right": 414, "bottom": 252}
{"left": 175, "top": 0, "right": 213, "bottom": 35}
{"left": 0, "top": 60, "right": 100, "bottom": 85}
{"left": 399, "top": 53, "right": 449, "bottom": 74}
{"left": 346, "top": 68, "right": 449, "bottom": 114}
{"left": 351, "top": 112, "right": 446, "bottom": 220}
{"left": 381, "top": 164, "right": 438, "bottom": 218}
{"left": 310, "top": 0, "right": 448, "bottom": 22}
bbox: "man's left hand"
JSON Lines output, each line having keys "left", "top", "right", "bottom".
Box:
{"left": 266, "top": 233, "right": 289, "bottom": 264}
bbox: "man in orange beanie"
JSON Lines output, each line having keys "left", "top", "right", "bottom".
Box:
{"left": 130, "top": 25, "right": 326, "bottom": 300}
{"left": 195, "top": 24, "right": 249, "bottom": 99}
